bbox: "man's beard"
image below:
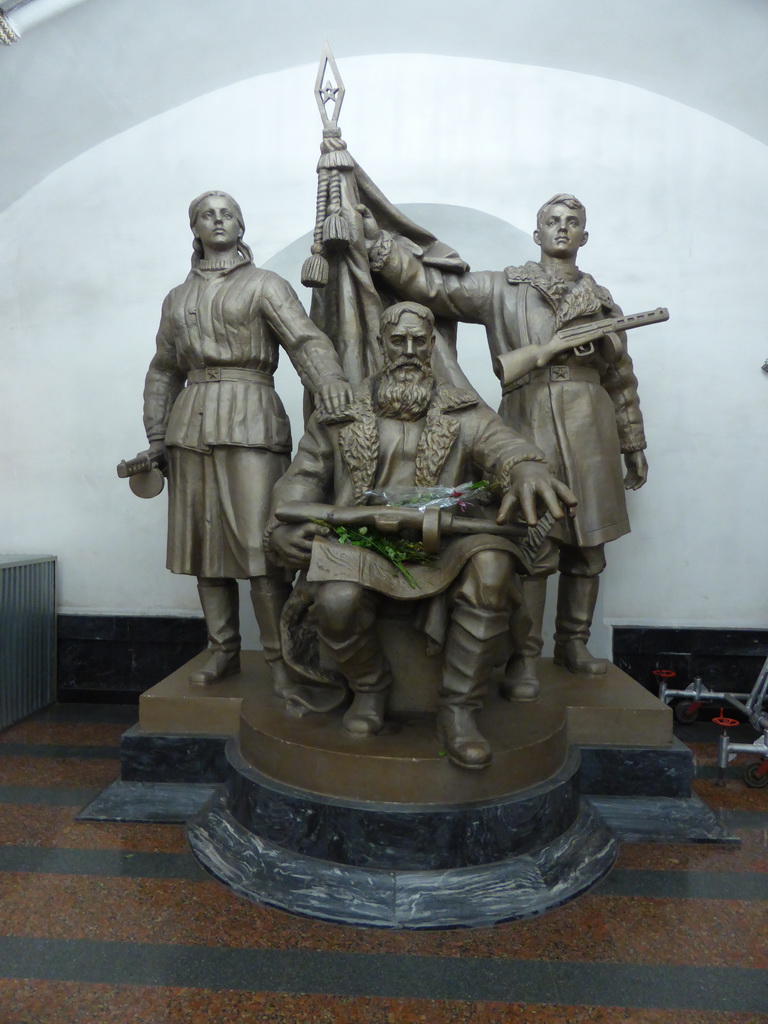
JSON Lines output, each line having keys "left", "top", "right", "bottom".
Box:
{"left": 374, "top": 358, "right": 435, "bottom": 421}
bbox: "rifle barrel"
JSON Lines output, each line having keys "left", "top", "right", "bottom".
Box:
{"left": 275, "top": 502, "right": 526, "bottom": 538}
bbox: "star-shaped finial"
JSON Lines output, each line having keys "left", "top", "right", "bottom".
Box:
{"left": 319, "top": 79, "right": 339, "bottom": 107}
{"left": 314, "top": 42, "right": 345, "bottom": 128}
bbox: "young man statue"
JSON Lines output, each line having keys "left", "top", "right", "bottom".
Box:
{"left": 358, "top": 195, "right": 647, "bottom": 696}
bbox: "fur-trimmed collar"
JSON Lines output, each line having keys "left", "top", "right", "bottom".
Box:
{"left": 505, "top": 260, "right": 614, "bottom": 329}
{"left": 319, "top": 378, "right": 479, "bottom": 503}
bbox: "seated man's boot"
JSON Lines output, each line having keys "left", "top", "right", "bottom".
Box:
{"left": 315, "top": 585, "right": 391, "bottom": 737}
{"left": 343, "top": 688, "right": 389, "bottom": 736}
{"left": 553, "top": 574, "right": 607, "bottom": 676}
{"left": 501, "top": 578, "right": 546, "bottom": 702}
{"left": 190, "top": 579, "right": 241, "bottom": 685}
{"left": 436, "top": 705, "right": 491, "bottom": 770}
{"left": 438, "top": 620, "right": 495, "bottom": 770}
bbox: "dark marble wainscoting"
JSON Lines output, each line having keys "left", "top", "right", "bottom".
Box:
{"left": 613, "top": 626, "right": 768, "bottom": 701}
{"left": 57, "top": 615, "right": 207, "bottom": 703}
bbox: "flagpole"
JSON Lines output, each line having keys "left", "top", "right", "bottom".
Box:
{"left": 301, "top": 41, "right": 354, "bottom": 287}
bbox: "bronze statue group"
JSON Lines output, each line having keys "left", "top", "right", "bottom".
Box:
{"left": 137, "top": 180, "right": 649, "bottom": 771}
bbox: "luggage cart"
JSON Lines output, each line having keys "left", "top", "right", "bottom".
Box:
{"left": 658, "top": 655, "right": 768, "bottom": 788}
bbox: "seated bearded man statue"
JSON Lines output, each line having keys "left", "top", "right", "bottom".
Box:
{"left": 266, "top": 301, "right": 576, "bottom": 770}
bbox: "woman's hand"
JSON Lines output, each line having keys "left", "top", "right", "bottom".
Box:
{"left": 317, "top": 380, "right": 354, "bottom": 418}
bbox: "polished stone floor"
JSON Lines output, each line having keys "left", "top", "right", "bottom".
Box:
{"left": 0, "top": 702, "right": 766, "bottom": 1023}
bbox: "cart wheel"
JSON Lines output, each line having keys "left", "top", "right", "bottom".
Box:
{"left": 743, "top": 762, "right": 768, "bottom": 789}
{"left": 674, "top": 701, "right": 699, "bottom": 724}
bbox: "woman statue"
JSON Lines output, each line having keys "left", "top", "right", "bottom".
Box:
{"left": 139, "top": 191, "right": 351, "bottom": 691}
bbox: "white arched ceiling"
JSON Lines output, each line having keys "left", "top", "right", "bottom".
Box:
{"left": 0, "top": 0, "right": 767, "bottom": 211}
{"left": 2, "top": 2, "right": 767, "bottom": 644}
{"left": 1, "top": 55, "right": 767, "bottom": 637}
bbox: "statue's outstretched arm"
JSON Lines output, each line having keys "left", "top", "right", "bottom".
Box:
{"left": 357, "top": 205, "right": 490, "bottom": 325}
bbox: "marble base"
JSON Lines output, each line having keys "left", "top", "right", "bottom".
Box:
{"left": 120, "top": 726, "right": 228, "bottom": 783}
{"left": 96, "top": 650, "right": 733, "bottom": 929}
{"left": 188, "top": 787, "right": 617, "bottom": 928}
{"left": 224, "top": 741, "right": 581, "bottom": 871}
{"left": 77, "top": 781, "right": 219, "bottom": 823}
{"left": 588, "top": 794, "right": 738, "bottom": 844}
{"left": 579, "top": 739, "right": 692, "bottom": 798}
{"left": 186, "top": 721, "right": 621, "bottom": 926}
{"left": 76, "top": 778, "right": 738, "bottom": 848}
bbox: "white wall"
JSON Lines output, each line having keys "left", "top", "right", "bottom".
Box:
{"left": 2, "top": 55, "right": 767, "bottom": 649}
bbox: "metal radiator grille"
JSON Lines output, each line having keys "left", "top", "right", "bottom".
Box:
{"left": 0, "top": 556, "right": 56, "bottom": 729}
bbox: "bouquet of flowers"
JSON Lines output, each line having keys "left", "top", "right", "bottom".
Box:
{"left": 316, "top": 481, "right": 500, "bottom": 588}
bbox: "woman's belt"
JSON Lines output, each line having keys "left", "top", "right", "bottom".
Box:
{"left": 502, "top": 365, "right": 601, "bottom": 395}
{"left": 186, "top": 367, "right": 274, "bottom": 387}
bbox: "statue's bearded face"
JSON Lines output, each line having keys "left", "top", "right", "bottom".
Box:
{"left": 375, "top": 312, "right": 436, "bottom": 421}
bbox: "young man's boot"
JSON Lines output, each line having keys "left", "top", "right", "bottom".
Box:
{"left": 553, "top": 574, "right": 607, "bottom": 675}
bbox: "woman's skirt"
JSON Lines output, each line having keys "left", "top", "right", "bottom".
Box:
{"left": 166, "top": 445, "right": 290, "bottom": 579}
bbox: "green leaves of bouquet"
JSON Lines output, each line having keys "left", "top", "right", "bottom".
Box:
{"left": 324, "top": 522, "right": 433, "bottom": 588}
{"left": 312, "top": 481, "right": 500, "bottom": 588}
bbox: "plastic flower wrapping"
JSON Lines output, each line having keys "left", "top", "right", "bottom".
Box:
{"left": 363, "top": 480, "right": 500, "bottom": 514}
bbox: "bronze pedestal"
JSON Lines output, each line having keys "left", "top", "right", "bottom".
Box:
{"left": 172, "top": 647, "right": 675, "bottom": 926}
